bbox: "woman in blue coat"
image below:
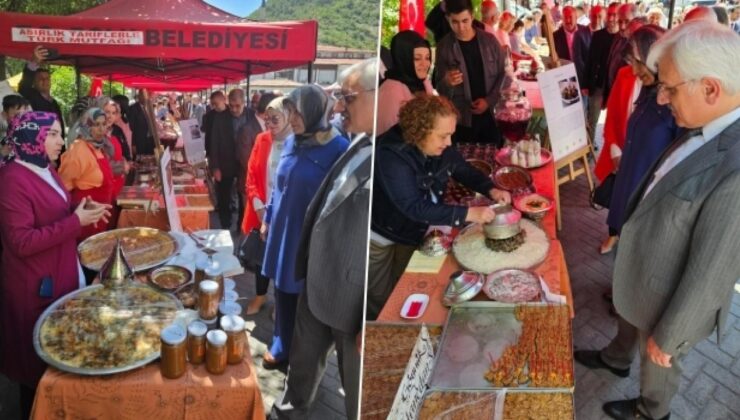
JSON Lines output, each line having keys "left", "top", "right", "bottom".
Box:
{"left": 260, "top": 85, "right": 349, "bottom": 368}
{"left": 607, "top": 25, "right": 679, "bottom": 235}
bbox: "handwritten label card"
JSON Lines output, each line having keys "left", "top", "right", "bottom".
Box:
{"left": 389, "top": 325, "right": 435, "bottom": 419}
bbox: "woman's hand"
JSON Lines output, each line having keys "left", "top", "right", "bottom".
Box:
{"left": 489, "top": 188, "right": 511, "bottom": 204}
{"left": 259, "top": 222, "right": 269, "bottom": 241}
{"left": 75, "top": 198, "right": 110, "bottom": 227}
{"left": 465, "top": 206, "right": 497, "bottom": 224}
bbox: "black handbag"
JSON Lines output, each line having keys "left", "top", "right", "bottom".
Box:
{"left": 591, "top": 173, "right": 616, "bottom": 210}
{"left": 237, "top": 229, "right": 265, "bottom": 272}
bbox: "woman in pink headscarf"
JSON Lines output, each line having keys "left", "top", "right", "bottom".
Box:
{"left": 0, "top": 112, "right": 110, "bottom": 418}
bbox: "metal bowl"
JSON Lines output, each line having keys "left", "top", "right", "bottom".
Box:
{"left": 482, "top": 203, "right": 522, "bottom": 240}
{"left": 466, "top": 159, "right": 493, "bottom": 176}
{"left": 419, "top": 229, "right": 453, "bottom": 257}
{"left": 493, "top": 165, "right": 533, "bottom": 191}
{"left": 150, "top": 265, "right": 191, "bottom": 291}
{"left": 514, "top": 193, "right": 553, "bottom": 221}
{"left": 442, "top": 270, "right": 484, "bottom": 306}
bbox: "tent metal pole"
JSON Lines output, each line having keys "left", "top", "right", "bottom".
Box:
{"left": 667, "top": 0, "right": 676, "bottom": 29}
{"left": 246, "top": 61, "right": 252, "bottom": 106}
{"left": 108, "top": 75, "right": 112, "bottom": 96}
{"left": 74, "top": 59, "right": 81, "bottom": 98}
{"left": 307, "top": 61, "right": 313, "bottom": 84}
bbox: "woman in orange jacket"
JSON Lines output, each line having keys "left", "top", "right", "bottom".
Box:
{"left": 241, "top": 97, "right": 292, "bottom": 315}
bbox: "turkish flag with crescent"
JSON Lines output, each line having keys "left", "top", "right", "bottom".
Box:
{"left": 88, "top": 77, "right": 103, "bottom": 97}
{"left": 399, "top": 0, "right": 425, "bottom": 36}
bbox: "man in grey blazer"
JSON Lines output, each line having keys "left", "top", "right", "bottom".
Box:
{"left": 269, "top": 59, "right": 375, "bottom": 420}
{"left": 575, "top": 21, "right": 740, "bottom": 420}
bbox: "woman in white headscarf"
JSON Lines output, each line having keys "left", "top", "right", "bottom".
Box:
{"left": 241, "top": 96, "right": 292, "bottom": 315}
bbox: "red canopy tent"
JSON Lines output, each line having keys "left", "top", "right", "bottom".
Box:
{"left": 0, "top": 0, "right": 319, "bottom": 91}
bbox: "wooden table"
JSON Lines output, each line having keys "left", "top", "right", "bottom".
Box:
{"left": 376, "top": 160, "right": 574, "bottom": 325}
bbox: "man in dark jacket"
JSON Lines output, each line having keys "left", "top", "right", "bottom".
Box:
{"left": 553, "top": 6, "right": 592, "bottom": 87}
{"left": 18, "top": 46, "right": 65, "bottom": 140}
{"left": 201, "top": 90, "right": 227, "bottom": 159}
{"left": 434, "top": 0, "right": 507, "bottom": 146}
{"left": 208, "top": 88, "right": 261, "bottom": 231}
{"left": 127, "top": 89, "right": 155, "bottom": 157}
{"left": 583, "top": 2, "right": 620, "bottom": 143}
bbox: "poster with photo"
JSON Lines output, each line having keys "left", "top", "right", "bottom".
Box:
{"left": 160, "top": 148, "right": 182, "bottom": 232}
{"left": 536, "top": 63, "right": 589, "bottom": 161}
{"left": 179, "top": 118, "right": 206, "bottom": 165}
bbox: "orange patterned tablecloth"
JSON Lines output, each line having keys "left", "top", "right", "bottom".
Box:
{"left": 376, "top": 160, "right": 574, "bottom": 325}
{"left": 31, "top": 352, "right": 265, "bottom": 420}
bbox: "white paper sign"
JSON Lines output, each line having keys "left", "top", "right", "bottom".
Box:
{"left": 11, "top": 28, "right": 144, "bottom": 45}
{"left": 536, "top": 63, "right": 589, "bottom": 160}
{"left": 389, "top": 325, "right": 435, "bottom": 420}
{"left": 179, "top": 118, "right": 206, "bottom": 165}
{"left": 160, "top": 148, "right": 182, "bottom": 232}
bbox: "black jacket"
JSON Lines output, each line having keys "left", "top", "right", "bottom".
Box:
{"left": 583, "top": 28, "right": 616, "bottom": 92}
{"left": 372, "top": 125, "right": 494, "bottom": 246}
{"left": 553, "top": 25, "right": 592, "bottom": 86}
{"left": 18, "top": 65, "right": 65, "bottom": 139}
{"left": 128, "top": 102, "right": 154, "bottom": 156}
{"left": 208, "top": 109, "right": 260, "bottom": 179}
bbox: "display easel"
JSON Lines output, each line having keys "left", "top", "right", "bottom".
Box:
{"left": 554, "top": 144, "right": 594, "bottom": 230}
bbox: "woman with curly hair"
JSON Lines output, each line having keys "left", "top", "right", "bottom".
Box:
{"left": 367, "top": 94, "right": 511, "bottom": 319}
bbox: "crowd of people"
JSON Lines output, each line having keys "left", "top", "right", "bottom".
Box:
{"left": 0, "top": 39, "right": 377, "bottom": 418}
{"left": 370, "top": 1, "right": 740, "bottom": 420}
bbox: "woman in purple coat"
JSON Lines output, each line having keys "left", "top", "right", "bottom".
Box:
{"left": 260, "top": 86, "right": 349, "bottom": 368}
{"left": 0, "top": 112, "right": 109, "bottom": 418}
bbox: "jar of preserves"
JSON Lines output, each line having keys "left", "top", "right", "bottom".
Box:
{"left": 194, "top": 256, "right": 209, "bottom": 290}
{"left": 160, "top": 324, "right": 187, "bottom": 379}
{"left": 206, "top": 330, "right": 228, "bottom": 375}
{"left": 220, "top": 315, "right": 247, "bottom": 364}
{"left": 198, "top": 280, "right": 219, "bottom": 320}
{"left": 494, "top": 81, "right": 532, "bottom": 144}
{"left": 187, "top": 321, "right": 208, "bottom": 364}
{"left": 204, "top": 266, "right": 224, "bottom": 301}
{"left": 219, "top": 300, "right": 242, "bottom": 318}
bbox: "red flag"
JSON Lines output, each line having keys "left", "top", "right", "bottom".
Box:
{"left": 88, "top": 77, "right": 103, "bottom": 97}
{"left": 399, "top": 0, "right": 425, "bottom": 36}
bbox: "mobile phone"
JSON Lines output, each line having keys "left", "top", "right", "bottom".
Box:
{"left": 45, "top": 47, "right": 60, "bottom": 61}
{"left": 39, "top": 276, "right": 54, "bottom": 298}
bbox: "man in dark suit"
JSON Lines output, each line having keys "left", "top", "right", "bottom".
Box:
{"left": 18, "top": 46, "right": 65, "bottom": 141}
{"left": 201, "top": 91, "right": 227, "bottom": 159}
{"left": 553, "top": 6, "right": 592, "bottom": 88}
{"left": 208, "top": 88, "right": 261, "bottom": 231}
{"left": 269, "top": 59, "right": 375, "bottom": 420}
{"left": 575, "top": 21, "right": 740, "bottom": 420}
{"left": 583, "top": 2, "right": 620, "bottom": 143}
{"left": 605, "top": 3, "right": 638, "bottom": 101}
{"left": 127, "top": 89, "right": 155, "bottom": 157}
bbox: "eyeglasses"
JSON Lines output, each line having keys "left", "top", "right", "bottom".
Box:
{"left": 334, "top": 89, "right": 374, "bottom": 105}
{"left": 656, "top": 80, "right": 693, "bottom": 97}
{"left": 265, "top": 115, "right": 282, "bottom": 125}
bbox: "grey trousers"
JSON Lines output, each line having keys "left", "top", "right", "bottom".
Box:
{"left": 587, "top": 88, "right": 604, "bottom": 146}
{"left": 270, "top": 291, "right": 361, "bottom": 420}
{"left": 366, "top": 239, "right": 416, "bottom": 320}
{"left": 601, "top": 316, "right": 686, "bottom": 419}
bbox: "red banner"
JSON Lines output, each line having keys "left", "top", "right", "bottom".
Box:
{"left": 399, "top": 0, "right": 426, "bottom": 36}
{"left": 88, "top": 77, "right": 103, "bottom": 97}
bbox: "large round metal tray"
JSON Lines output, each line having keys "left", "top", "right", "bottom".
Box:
{"left": 78, "top": 227, "right": 180, "bottom": 272}
{"left": 33, "top": 283, "right": 183, "bottom": 375}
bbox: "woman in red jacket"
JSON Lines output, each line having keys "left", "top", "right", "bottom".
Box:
{"left": 0, "top": 112, "right": 109, "bottom": 418}
{"left": 241, "top": 97, "right": 292, "bottom": 315}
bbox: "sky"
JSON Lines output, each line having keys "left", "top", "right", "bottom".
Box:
{"left": 206, "top": 0, "right": 263, "bottom": 18}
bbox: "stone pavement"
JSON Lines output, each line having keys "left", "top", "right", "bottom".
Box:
{"left": 558, "top": 162, "right": 740, "bottom": 420}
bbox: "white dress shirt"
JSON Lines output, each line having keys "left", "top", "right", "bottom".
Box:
{"left": 644, "top": 106, "right": 740, "bottom": 197}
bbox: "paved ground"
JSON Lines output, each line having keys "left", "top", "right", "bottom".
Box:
{"left": 559, "top": 151, "right": 740, "bottom": 420}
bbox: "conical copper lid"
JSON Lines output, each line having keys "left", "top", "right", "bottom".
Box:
{"left": 99, "top": 239, "right": 133, "bottom": 288}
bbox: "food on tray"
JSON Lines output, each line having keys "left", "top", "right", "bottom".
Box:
{"left": 186, "top": 195, "right": 212, "bottom": 208}
{"left": 419, "top": 391, "right": 498, "bottom": 420}
{"left": 493, "top": 167, "right": 532, "bottom": 192}
{"left": 484, "top": 269, "right": 541, "bottom": 303}
{"left": 484, "top": 305, "right": 573, "bottom": 388}
{"left": 78, "top": 228, "right": 178, "bottom": 271}
{"left": 38, "top": 285, "right": 180, "bottom": 370}
{"left": 466, "top": 313, "right": 498, "bottom": 334}
{"left": 445, "top": 334, "right": 480, "bottom": 363}
{"left": 466, "top": 159, "right": 493, "bottom": 176}
{"left": 504, "top": 393, "right": 574, "bottom": 420}
{"left": 175, "top": 284, "right": 197, "bottom": 308}
{"left": 453, "top": 219, "right": 549, "bottom": 274}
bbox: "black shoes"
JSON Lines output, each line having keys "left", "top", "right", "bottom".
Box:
{"left": 574, "top": 350, "right": 630, "bottom": 378}
{"left": 603, "top": 399, "right": 670, "bottom": 420}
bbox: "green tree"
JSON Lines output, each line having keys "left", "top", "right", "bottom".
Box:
{"left": 49, "top": 66, "right": 125, "bottom": 119}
